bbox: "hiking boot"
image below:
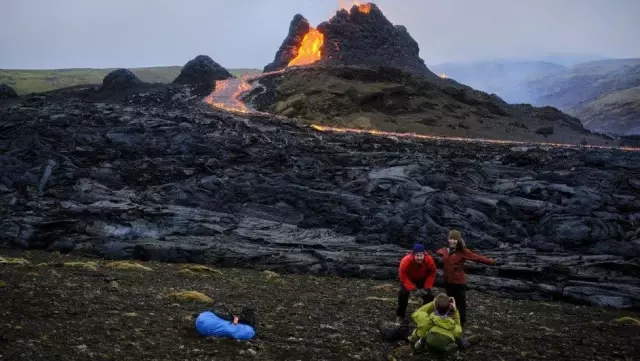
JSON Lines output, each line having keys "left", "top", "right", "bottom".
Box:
{"left": 457, "top": 336, "right": 471, "bottom": 349}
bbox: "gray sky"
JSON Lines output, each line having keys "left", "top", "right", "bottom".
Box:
{"left": 1, "top": 0, "right": 639, "bottom": 69}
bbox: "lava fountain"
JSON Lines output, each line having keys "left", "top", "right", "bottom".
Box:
{"left": 287, "top": 28, "right": 324, "bottom": 67}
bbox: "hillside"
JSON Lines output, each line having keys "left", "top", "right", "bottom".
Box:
{"left": 0, "top": 67, "right": 261, "bottom": 94}
{"left": 572, "top": 86, "right": 640, "bottom": 135}
{"left": 429, "top": 60, "right": 566, "bottom": 104}
{"left": 245, "top": 65, "right": 611, "bottom": 145}
{"left": 430, "top": 58, "right": 640, "bottom": 136}
{"left": 527, "top": 58, "right": 640, "bottom": 110}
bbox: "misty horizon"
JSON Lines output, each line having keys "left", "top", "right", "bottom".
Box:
{"left": 2, "top": 0, "right": 639, "bottom": 70}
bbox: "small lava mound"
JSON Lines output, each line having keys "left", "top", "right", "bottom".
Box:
{"left": 99, "top": 69, "right": 143, "bottom": 92}
{"left": 0, "top": 83, "right": 19, "bottom": 99}
{"left": 172, "top": 55, "right": 233, "bottom": 94}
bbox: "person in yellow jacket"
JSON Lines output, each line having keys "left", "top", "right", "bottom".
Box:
{"left": 408, "top": 292, "right": 464, "bottom": 354}
{"left": 377, "top": 292, "right": 477, "bottom": 352}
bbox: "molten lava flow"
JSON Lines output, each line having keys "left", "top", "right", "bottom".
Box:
{"left": 204, "top": 78, "right": 252, "bottom": 113}
{"left": 288, "top": 28, "right": 324, "bottom": 67}
{"left": 205, "top": 70, "right": 285, "bottom": 114}
{"left": 354, "top": 1, "right": 372, "bottom": 13}
{"left": 340, "top": 0, "right": 372, "bottom": 13}
{"left": 309, "top": 125, "right": 640, "bottom": 152}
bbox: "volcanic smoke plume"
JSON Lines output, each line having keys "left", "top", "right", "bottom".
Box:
{"left": 263, "top": 3, "right": 444, "bottom": 83}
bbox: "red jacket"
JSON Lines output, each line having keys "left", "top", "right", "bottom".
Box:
{"left": 398, "top": 253, "right": 437, "bottom": 291}
{"left": 436, "top": 247, "right": 496, "bottom": 284}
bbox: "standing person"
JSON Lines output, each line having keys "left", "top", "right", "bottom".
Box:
{"left": 436, "top": 229, "right": 497, "bottom": 327}
{"left": 396, "top": 243, "right": 437, "bottom": 324}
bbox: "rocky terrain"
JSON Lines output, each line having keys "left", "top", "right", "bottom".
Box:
{"left": 245, "top": 65, "right": 615, "bottom": 145}
{"left": 1, "top": 250, "right": 639, "bottom": 361}
{"left": 0, "top": 83, "right": 18, "bottom": 99}
{"left": 264, "top": 4, "right": 445, "bottom": 85}
{"left": 1, "top": 73, "right": 639, "bottom": 311}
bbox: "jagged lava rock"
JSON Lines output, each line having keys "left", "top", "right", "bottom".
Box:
{"left": 173, "top": 55, "right": 233, "bottom": 94}
{"left": 264, "top": 4, "right": 445, "bottom": 84}
{"left": 317, "top": 4, "right": 440, "bottom": 80}
{"left": 263, "top": 14, "right": 311, "bottom": 72}
{"left": 0, "top": 83, "right": 19, "bottom": 99}
{"left": 99, "top": 69, "right": 143, "bottom": 92}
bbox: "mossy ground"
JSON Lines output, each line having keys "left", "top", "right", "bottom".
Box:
{"left": 1, "top": 250, "right": 638, "bottom": 361}
{"left": 0, "top": 67, "right": 261, "bottom": 94}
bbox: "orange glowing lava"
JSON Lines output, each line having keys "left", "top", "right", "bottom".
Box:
{"left": 205, "top": 70, "right": 285, "bottom": 114}
{"left": 309, "top": 125, "right": 640, "bottom": 152}
{"left": 205, "top": 78, "right": 253, "bottom": 113}
{"left": 340, "top": 0, "right": 372, "bottom": 13}
{"left": 288, "top": 28, "right": 325, "bottom": 67}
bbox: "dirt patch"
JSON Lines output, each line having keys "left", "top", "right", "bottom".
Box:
{"left": 1, "top": 250, "right": 638, "bottom": 361}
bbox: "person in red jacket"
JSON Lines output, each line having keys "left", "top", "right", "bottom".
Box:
{"left": 436, "top": 229, "right": 497, "bottom": 327}
{"left": 396, "top": 243, "right": 437, "bottom": 323}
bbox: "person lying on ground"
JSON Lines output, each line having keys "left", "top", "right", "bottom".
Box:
{"left": 378, "top": 293, "right": 479, "bottom": 353}
{"left": 436, "top": 229, "right": 497, "bottom": 327}
{"left": 194, "top": 303, "right": 256, "bottom": 341}
{"left": 396, "top": 242, "right": 437, "bottom": 324}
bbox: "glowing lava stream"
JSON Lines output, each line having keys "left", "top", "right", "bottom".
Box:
{"left": 204, "top": 73, "right": 640, "bottom": 152}
{"left": 204, "top": 71, "right": 284, "bottom": 114}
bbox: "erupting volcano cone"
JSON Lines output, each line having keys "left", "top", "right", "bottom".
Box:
{"left": 264, "top": 3, "right": 444, "bottom": 83}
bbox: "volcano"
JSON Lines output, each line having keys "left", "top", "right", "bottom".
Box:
{"left": 263, "top": 3, "right": 444, "bottom": 83}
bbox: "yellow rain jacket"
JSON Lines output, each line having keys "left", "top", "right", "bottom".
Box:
{"left": 408, "top": 300, "right": 462, "bottom": 351}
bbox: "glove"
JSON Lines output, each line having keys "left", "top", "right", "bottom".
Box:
{"left": 417, "top": 288, "right": 433, "bottom": 297}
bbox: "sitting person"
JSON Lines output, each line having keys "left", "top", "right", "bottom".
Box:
{"left": 408, "top": 293, "right": 463, "bottom": 354}
{"left": 378, "top": 293, "right": 475, "bottom": 354}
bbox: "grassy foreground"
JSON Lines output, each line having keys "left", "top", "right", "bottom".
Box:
{"left": 1, "top": 250, "right": 638, "bottom": 361}
{"left": 0, "top": 67, "right": 262, "bottom": 94}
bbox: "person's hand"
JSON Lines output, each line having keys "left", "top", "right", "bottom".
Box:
{"left": 417, "top": 288, "right": 433, "bottom": 297}
{"left": 449, "top": 297, "right": 457, "bottom": 310}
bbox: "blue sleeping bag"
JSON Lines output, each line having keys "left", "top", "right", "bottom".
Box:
{"left": 195, "top": 311, "right": 256, "bottom": 341}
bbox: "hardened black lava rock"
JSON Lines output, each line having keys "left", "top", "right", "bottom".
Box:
{"left": 264, "top": 4, "right": 445, "bottom": 84}
{"left": 0, "top": 83, "right": 19, "bottom": 99}
{"left": 263, "top": 14, "right": 312, "bottom": 73}
{"left": 173, "top": 55, "right": 233, "bottom": 95}
{"left": 99, "top": 69, "right": 143, "bottom": 92}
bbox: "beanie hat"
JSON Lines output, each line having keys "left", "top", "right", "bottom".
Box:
{"left": 448, "top": 229, "right": 466, "bottom": 249}
{"left": 448, "top": 230, "right": 463, "bottom": 242}
{"left": 412, "top": 243, "right": 425, "bottom": 253}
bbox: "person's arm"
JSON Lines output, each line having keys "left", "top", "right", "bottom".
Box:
{"left": 411, "top": 307, "right": 435, "bottom": 339}
{"left": 423, "top": 255, "right": 437, "bottom": 289}
{"left": 399, "top": 256, "right": 417, "bottom": 291}
{"left": 463, "top": 249, "right": 496, "bottom": 265}
{"left": 451, "top": 307, "right": 463, "bottom": 338}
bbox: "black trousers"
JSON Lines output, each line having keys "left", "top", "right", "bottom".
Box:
{"left": 444, "top": 283, "right": 467, "bottom": 327}
{"left": 396, "top": 279, "right": 434, "bottom": 318}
